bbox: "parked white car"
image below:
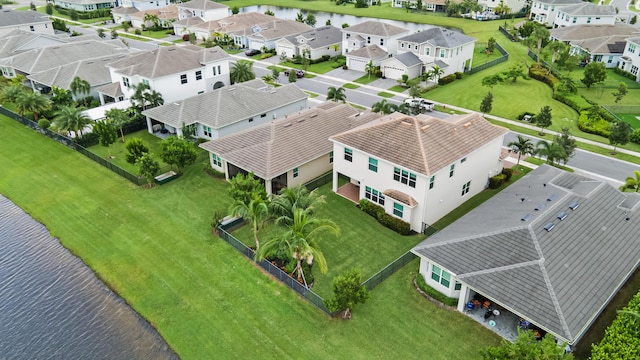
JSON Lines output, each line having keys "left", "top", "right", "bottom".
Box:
{"left": 404, "top": 98, "right": 434, "bottom": 111}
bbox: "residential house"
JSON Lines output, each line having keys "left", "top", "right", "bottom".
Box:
{"left": 0, "top": 30, "right": 68, "bottom": 59}
{"left": 381, "top": 26, "right": 476, "bottom": 80}
{"left": 411, "top": 164, "right": 640, "bottom": 347}
{"left": 529, "top": 0, "right": 582, "bottom": 27}
{"left": 111, "top": 7, "right": 142, "bottom": 25}
{"left": 0, "top": 9, "right": 54, "bottom": 37}
{"left": 618, "top": 37, "right": 640, "bottom": 82}
{"left": 342, "top": 20, "right": 409, "bottom": 54}
{"left": 553, "top": 3, "right": 616, "bottom": 28}
{"left": 102, "top": 45, "right": 231, "bottom": 104}
{"left": 245, "top": 20, "right": 312, "bottom": 51}
{"left": 119, "top": 0, "right": 171, "bottom": 11}
{"left": 330, "top": 112, "right": 508, "bottom": 232}
{"left": 199, "top": 102, "right": 381, "bottom": 195}
{"left": 52, "top": 0, "right": 116, "bottom": 12}
{"left": 177, "top": 0, "right": 228, "bottom": 22}
{"left": 129, "top": 4, "right": 178, "bottom": 29}
{"left": 275, "top": 26, "right": 342, "bottom": 60}
{"left": 478, "top": 0, "right": 527, "bottom": 13}
{"left": 186, "top": 12, "right": 274, "bottom": 46}
{"left": 345, "top": 44, "right": 389, "bottom": 73}
{"left": 550, "top": 24, "right": 638, "bottom": 43}
{"left": 142, "top": 79, "right": 308, "bottom": 139}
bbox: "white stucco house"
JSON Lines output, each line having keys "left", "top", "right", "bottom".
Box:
{"left": 478, "top": 0, "right": 527, "bottom": 12}
{"left": 0, "top": 10, "right": 54, "bottom": 37}
{"left": 177, "top": 0, "right": 228, "bottom": 22}
{"left": 245, "top": 20, "right": 312, "bottom": 51}
{"left": 411, "top": 164, "right": 640, "bottom": 347}
{"left": 120, "top": 0, "right": 170, "bottom": 11}
{"left": 129, "top": 4, "right": 178, "bottom": 29}
{"left": 618, "top": 37, "right": 640, "bottom": 82}
{"left": 142, "top": 79, "right": 308, "bottom": 140}
{"left": 342, "top": 20, "right": 409, "bottom": 55}
{"left": 330, "top": 112, "right": 508, "bottom": 233}
{"left": 199, "top": 102, "right": 381, "bottom": 195}
{"left": 553, "top": 3, "right": 616, "bottom": 28}
{"left": 101, "top": 45, "right": 231, "bottom": 105}
{"left": 344, "top": 44, "right": 389, "bottom": 72}
{"left": 529, "top": 0, "right": 582, "bottom": 26}
{"left": 52, "top": 0, "right": 116, "bottom": 11}
{"left": 275, "top": 26, "right": 342, "bottom": 60}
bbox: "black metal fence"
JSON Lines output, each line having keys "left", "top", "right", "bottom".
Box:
{"left": 361, "top": 251, "right": 417, "bottom": 291}
{"left": 75, "top": 145, "right": 147, "bottom": 186}
{"left": 498, "top": 26, "right": 517, "bottom": 42}
{"left": 304, "top": 171, "right": 332, "bottom": 191}
{"left": 467, "top": 43, "right": 509, "bottom": 75}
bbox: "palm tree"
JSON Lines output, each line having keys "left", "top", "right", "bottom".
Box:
{"left": 619, "top": 170, "right": 640, "bottom": 192}
{"left": 52, "top": 106, "right": 91, "bottom": 138}
{"left": 532, "top": 25, "right": 550, "bottom": 65}
{"left": 507, "top": 135, "right": 535, "bottom": 165}
{"left": 130, "top": 82, "right": 150, "bottom": 109}
{"left": 429, "top": 65, "right": 444, "bottom": 83}
{"left": 422, "top": 69, "right": 435, "bottom": 87}
{"left": 372, "top": 99, "right": 390, "bottom": 114}
{"left": 270, "top": 185, "right": 325, "bottom": 225}
{"left": 229, "top": 192, "right": 269, "bottom": 251}
{"left": 143, "top": 90, "right": 164, "bottom": 110}
{"left": 364, "top": 60, "right": 375, "bottom": 79}
{"left": 230, "top": 61, "right": 256, "bottom": 84}
{"left": 0, "top": 84, "right": 26, "bottom": 104}
{"left": 143, "top": 13, "right": 160, "bottom": 28}
{"left": 15, "top": 91, "right": 51, "bottom": 120}
{"left": 326, "top": 86, "right": 346, "bottom": 103}
{"left": 105, "top": 108, "right": 129, "bottom": 143}
{"left": 257, "top": 207, "right": 339, "bottom": 287}
{"left": 70, "top": 76, "right": 91, "bottom": 100}
{"left": 536, "top": 140, "right": 567, "bottom": 166}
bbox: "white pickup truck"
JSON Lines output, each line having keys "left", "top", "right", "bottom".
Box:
{"left": 404, "top": 98, "right": 434, "bottom": 112}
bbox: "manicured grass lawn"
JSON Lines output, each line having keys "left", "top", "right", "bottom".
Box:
{"left": 119, "top": 33, "right": 152, "bottom": 42}
{"left": 378, "top": 92, "right": 394, "bottom": 98}
{"left": 617, "top": 114, "right": 640, "bottom": 129}
{"left": 138, "top": 29, "right": 175, "bottom": 39}
{"left": 350, "top": 103, "right": 367, "bottom": 110}
{"left": 38, "top": 8, "right": 112, "bottom": 24}
{"left": 0, "top": 114, "right": 501, "bottom": 358}
{"left": 354, "top": 75, "right": 377, "bottom": 85}
{"left": 305, "top": 91, "right": 320, "bottom": 98}
{"left": 279, "top": 61, "right": 339, "bottom": 74}
{"left": 472, "top": 43, "right": 504, "bottom": 66}
{"left": 343, "top": 83, "right": 360, "bottom": 89}
{"left": 388, "top": 85, "right": 407, "bottom": 93}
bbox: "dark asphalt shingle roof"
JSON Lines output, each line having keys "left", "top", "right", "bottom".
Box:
{"left": 397, "top": 27, "right": 476, "bottom": 48}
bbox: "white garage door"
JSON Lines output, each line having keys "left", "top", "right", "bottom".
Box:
{"left": 347, "top": 58, "right": 367, "bottom": 72}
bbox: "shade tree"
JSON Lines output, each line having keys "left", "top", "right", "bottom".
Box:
{"left": 159, "top": 136, "right": 197, "bottom": 174}
{"left": 137, "top": 153, "right": 160, "bottom": 187}
{"left": 324, "top": 268, "right": 370, "bottom": 319}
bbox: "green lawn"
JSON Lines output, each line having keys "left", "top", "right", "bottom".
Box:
{"left": 38, "top": 8, "right": 112, "bottom": 24}
{"left": 343, "top": 83, "right": 360, "bottom": 89}
{"left": 617, "top": 114, "right": 640, "bottom": 129}
{"left": 279, "top": 60, "right": 339, "bottom": 74}
{"left": 0, "top": 114, "right": 501, "bottom": 358}
{"left": 472, "top": 42, "right": 504, "bottom": 66}
{"left": 378, "top": 92, "right": 394, "bottom": 98}
{"left": 388, "top": 85, "right": 407, "bottom": 93}
{"left": 354, "top": 75, "right": 378, "bottom": 85}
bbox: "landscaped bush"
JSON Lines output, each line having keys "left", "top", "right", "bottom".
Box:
{"left": 591, "top": 290, "right": 640, "bottom": 359}
{"left": 517, "top": 111, "right": 535, "bottom": 120}
{"left": 359, "top": 199, "right": 411, "bottom": 235}
{"left": 577, "top": 111, "right": 611, "bottom": 138}
{"left": 528, "top": 64, "right": 559, "bottom": 89}
{"left": 437, "top": 74, "right": 457, "bottom": 86}
{"left": 415, "top": 273, "right": 458, "bottom": 307}
{"left": 553, "top": 92, "right": 590, "bottom": 113}
{"left": 454, "top": 72, "right": 463, "bottom": 79}
{"left": 501, "top": 167, "right": 513, "bottom": 182}
{"left": 75, "top": 132, "right": 99, "bottom": 147}
{"left": 630, "top": 128, "right": 640, "bottom": 144}
{"left": 488, "top": 174, "right": 505, "bottom": 189}
{"left": 291, "top": 54, "right": 331, "bottom": 65}
{"left": 204, "top": 164, "right": 225, "bottom": 178}
{"left": 612, "top": 66, "right": 637, "bottom": 81}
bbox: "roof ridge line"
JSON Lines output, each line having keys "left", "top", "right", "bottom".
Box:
{"left": 538, "top": 261, "right": 573, "bottom": 340}
{"left": 416, "top": 225, "right": 531, "bottom": 249}
{"left": 413, "top": 117, "right": 430, "bottom": 175}
{"left": 457, "top": 259, "right": 541, "bottom": 278}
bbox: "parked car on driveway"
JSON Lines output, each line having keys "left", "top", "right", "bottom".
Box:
{"left": 404, "top": 98, "right": 434, "bottom": 112}
{"left": 283, "top": 69, "right": 305, "bottom": 78}
{"left": 244, "top": 49, "right": 261, "bottom": 56}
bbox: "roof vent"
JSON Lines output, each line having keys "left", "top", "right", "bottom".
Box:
{"left": 534, "top": 204, "right": 545, "bottom": 211}
{"left": 547, "top": 194, "right": 557, "bottom": 202}
{"left": 401, "top": 121, "right": 412, "bottom": 126}
{"left": 283, "top": 123, "right": 292, "bottom": 128}
{"left": 463, "top": 122, "right": 471, "bottom": 128}
{"left": 521, "top": 214, "right": 533, "bottom": 222}
{"left": 296, "top": 118, "right": 305, "bottom": 123}
{"left": 309, "top": 113, "right": 318, "bottom": 118}
{"left": 421, "top": 125, "right": 430, "bottom": 131}
{"left": 557, "top": 211, "right": 568, "bottom": 221}
{"left": 520, "top": 197, "right": 525, "bottom": 202}
{"left": 544, "top": 222, "right": 555, "bottom": 232}
{"left": 269, "top": 89, "right": 276, "bottom": 94}
{"left": 569, "top": 201, "right": 579, "bottom": 210}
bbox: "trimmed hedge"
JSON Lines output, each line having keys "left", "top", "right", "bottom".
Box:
{"left": 577, "top": 111, "right": 611, "bottom": 138}
{"left": 553, "top": 92, "right": 591, "bottom": 113}
{"left": 501, "top": 167, "right": 513, "bottom": 182}
{"left": 488, "top": 174, "right": 505, "bottom": 189}
{"left": 415, "top": 273, "right": 458, "bottom": 307}
{"left": 528, "top": 64, "right": 560, "bottom": 89}
{"left": 438, "top": 74, "right": 457, "bottom": 86}
{"left": 591, "top": 290, "right": 640, "bottom": 359}
{"left": 359, "top": 199, "right": 411, "bottom": 235}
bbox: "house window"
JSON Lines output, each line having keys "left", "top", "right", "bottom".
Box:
{"left": 425, "top": 47, "right": 430, "bottom": 56}
{"left": 587, "top": 17, "right": 591, "bottom": 24}
{"left": 217, "top": 65, "right": 222, "bottom": 75}
{"left": 543, "top": 4, "right": 548, "bottom": 10}
{"left": 329, "top": 151, "right": 333, "bottom": 163}
{"left": 431, "top": 265, "right": 451, "bottom": 288}
{"left": 122, "top": 77, "right": 130, "bottom": 87}
{"left": 393, "top": 202, "right": 403, "bottom": 218}
{"left": 393, "top": 167, "right": 416, "bottom": 188}
{"left": 401, "top": 43, "right": 405, "bottom": 48}
{"left": 449, "top": 164, "right": 455, "bottom": 177}
{"left": 30, "top": 25, "right": 35, "bottom": 31}
{"left": 293, "top": 167, "right": 299, "bottom": 178}
{"left": 368, "top": 157, "right": 378, "bottom": 172}
{"left": 461, "top": 157, "right": 466, "bottom": 163}
{"left": 211, "top": 153, "right": 222, "bottom": 167}
{"left": 429, "top": 175, "right": 435, "bottom": 190}
{"left": 198, "top": 91, "right": 204, "bottom": 94}
{"left": 344, "top": 148, "right": 353, "bottom": 162}
{"left": 572, "top": 17, "right": 577, "bottom": 23}
{"left": 607, "top": 56, "right": 613, "bottom": 64}
{"left": 461, "top": 181, "right": 471, "bottom": 196}
{"left": 180, "top": 74, "right": 187, "bottom": 84}
{"left": 203, "top": 126, "right": 212, "bottom": 137}
{"left": 365, "top": 186, "right": 385, "bottom": 206}
{"left": 346, "top": 33, "right": 351, "bottom": 38}
{"left": 380, "top": 38, "right": 384, "bottom": 46}
{"left": 260, "top": 113, "right": 266, "bottom": 118}
{"left": 454, "top": 282, "right": 462, "bottom": 291}
{"left": 629, "top": 44, "right": 636, "bottom": 54}
{"left": 367, "top": 36, "right": 371, "bottom": 44}
{"left": 196, "top": 70, "right": 202, "bottom": 80}
{"left": 439, "top": 49, "right": 445, "bottom": 58}
{"left": 630, "top": 65, "right": 638, "bottom": 76}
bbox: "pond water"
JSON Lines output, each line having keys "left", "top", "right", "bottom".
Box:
{"left": 0, "top": 195, "right": 178, "bottom": 360}
{"left": 239, "top": 5, "right": 437, "bottom": 33}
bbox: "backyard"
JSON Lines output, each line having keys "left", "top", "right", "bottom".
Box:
{"left": 0, "top": 114, "right": 502, "bottom": 359}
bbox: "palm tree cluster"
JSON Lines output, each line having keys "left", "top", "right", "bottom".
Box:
{"left": 326, "top": 86, "right": 346, "bottom": 103}
{"left": 229, "top": 183, "right": 339, "bottom": 288}
{"left": 371, "top": 99, "right": 410, "bottom": 115}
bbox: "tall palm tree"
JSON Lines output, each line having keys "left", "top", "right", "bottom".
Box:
{"left": 429, "top": 65, "right": 444, "bottom": 83}
{"left": 364, "top": 60, "right": 375, "bottom": 79}
{"left": 536, "top": 140, "right": 567, "bottom": 166}
{"left": 70, "top": 76, "right": 90, "bottom": 100}
{"left": 507, "top": 135, "right": 535, "bottom": 165}
{"left": 229, "top": 192, "right": 269, "bottom": 251}
{"left": 52, "top": 106, "right": 91, "bottom": 138}
{"left": 105, "top": 108, "right": 129, "bottom": 143}
{"left": 143, "top": 90, "right": 164, "bottom": 110}
{"left": 257, "top": 207, "right": 339, "bottom": 287}
{"left": 270, "top": 185, "right": 325, "bottom": 225}
{"left": 326, "top": 86, "right": 346, "bottom": 103}
{"left": 130, "top": 82, "right": 150, "bottom": 109}
{"left": 230, "top": 61, "right": 256, "bottom": 84}
{"left": 15, "top": 91, "right": 51, "bottom": 121}
{"left": 620, "top": 170, "right": 640, "bottom": 192}
{"left": 532, "top": 25, "right": 550, "bottom": 65}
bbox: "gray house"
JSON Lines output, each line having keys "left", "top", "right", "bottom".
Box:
{"left": 412, "top": 165, "right": 640, "bottom": 346}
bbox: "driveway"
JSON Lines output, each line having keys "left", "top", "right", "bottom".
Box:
{"left": 325, "top": 68, "right": 364, "bottom": 81}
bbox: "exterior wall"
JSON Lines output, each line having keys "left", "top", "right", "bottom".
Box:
{"left": 618, "top": 40, "right": 640, "bottom": 82}
{"left": 418, "top": 258, "right": 462, "bottom": 298}
{"left": 53, "top": 0, "right": 116, "bottom": 11}
{"left": 346, "top": 55, "right": 386, "bottom": 72}
{"left": 0, "top": 21, "right": 54, "bottom": 37}
{"left": 380, "top": 58, "right": 421, "bottom": 80}
{"left": 553, "top": 13, "right": 616, "bottom": 28}
{"left": 285, "top": 153, "right": 333, "bottom": 189}
{"left": 121, "top": 0, "right": 169, "bottom": 11}
{"left": 275, "top": 39, "right": 297, "bottom": 58}
{"left": 529, "top": 0, "right": 573, "bottom": 26}
{"left": 396, "top": 40, "right": 475, "bottom": 75}
{"left": 204, "top": 60, "right": 230, "bottom": 92}
{"left": 570, "top": 46, "right": 620, "bottom": 68}
{"left": 304, "top": 44, "right": 341, "bottom": 60}
{"left": 479, "top": 0, "right": 526, "bottom": 12}
{"left": 342, "top": 30, "right": 406, "bottom": 54}
{"left": 177, "top": 6, "right": 227, "bottom": 21}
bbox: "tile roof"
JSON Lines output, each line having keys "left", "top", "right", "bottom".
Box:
{"left": 570, "top": 35, "right": 629, "bottom": 55}
{"left": 388, "top": 51, "right": 422, "bottom": 67}
{"left": 111, "top": 6, "right": 140, "bottom": 15}
{"left": 535, "top": 0, "right": 582, "bottom": 5}
{"left": 383, "top": 189, "right": 417, "bottom": 206}
{"left": 199, "top": 103, "right": 381, "bottom": 179}
{"left": 550, "top": 24, "right": 638, "bottom": 42}
{"left": 130, "top": 4, "right": 178, "bottom": 20}
{"left": 280, "top": 25, "right": 342, "bottom": 49}
{"left": 346, "top": 44, "right": 388, "bottom": 59}
{"left": 193, "top": 12, "right": 274, "bottom": 34}
{"left": 412, "top": 165, "right": 640, "bottom": 344}
{"left": 0, "top": 9, "right": 51, "bottom": 27}
{"left": 142, "top": 80, "right": 307, "bottom": 129}
{"left": 178, "top": 0, "right": 227, "bottom": 11}
{"left": 106, "top": 45, "right": 228, "bottom": 79}
{"left": 398, "top": 27, "right": 476, "bottom": 48}
{"left": 95, "top": 81, "right": 124, "bottom": 98}
{"left": 343, "top": 20, "right": 409, "bottom": 37}
{"left": 247, "top": 20, "right": 312, "bottom": 42}
{"left": 330, "top": 112, "right": 507, "bottom": 176}
{"left": 0, "top": 30, "right": 68, "bottom": 58}
{"left": 172, "top": 16, "right": 204, "bottom": 26}
{"left": 558, "top": 3, "right": 615, "bottom": 16}
{"left": 27, "top": 53, "right": 129, "bottom": 90}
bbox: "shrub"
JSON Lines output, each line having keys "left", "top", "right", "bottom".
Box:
{"left": 437, "top": 74, "right": 457, "bottom": 85}
{"left": 488, "top": 174, "right": 505, "bottom": 189}
{"left": 528, "top": 64, "right": 559, "bottom": 89}
{"left": 591, "top": 290, "right": 640, "bottom": 359}
{"left": 630, "top": 128, "right": 640, "bottom": 144}
{"left": 517, "top": 111, "right": 535, "bottom": 120}
{"left": 204, "top": 165, "right": 225, "bottom": 178}
{"left": 359, "top": 199, "right": 411, "bottom": 235}
{"left": 182, "top": 33, "right": 189, "bottom": 41}
{"left": 415, "top": 273, "right": 458, "bottom": 307}
{"left": 38, "top": 118, "right": 51, "bottom": 130}
{"left": 454, "top": 72, "right": 464, "bottom": 79}
{"left": 501, "top": 167, "right": 513, "bottom": 182}
{"left": 75, "top": 132, "right": 99, "bottom": 147}
{"left": 134, "top": 29, "right": 142, "bottom": 35}
{"left": 613, "top": 66, "right": 637, "bottom": 81}
{"left": 577, "top": 111, "right": 611, "bottom": 138}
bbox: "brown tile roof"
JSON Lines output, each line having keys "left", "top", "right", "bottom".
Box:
{"left": 347, "top": 44, "right": 388, "bottom": 59}
{"left": 130, "top": 4, "right": 178, "bottom": 20}
{"left": 247, "top": 20, "right": 312, "bottom": 41}
{"left": 178, "top": 0, "right": 227, "bottom": 11}
{"left": 194, "top": 12, "right": 274, "bottom": 34}
{"left": 199, "top": 103, "right": 381, "bottom": 179}
{"left": 382, "top": 189, "right": 417, "bottom": 206}
{"left": 550, "top": 24, "right": 638, "bottom": 42}
{"left": 330, "top": 112, "right": 508, "bottom": 176}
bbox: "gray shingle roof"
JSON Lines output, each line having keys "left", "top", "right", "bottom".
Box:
{"left": 558, "top": 3, "right": 615, "bottom": 16}
{"left": 172, "top": 16, "right": 204, "bottom": 26}
{"left": 0, "top": 9, "right": 51, "bottom": 27}
{"left": 95, "top": 81, "right": 123, "bottom": 98}
{"left": 550, "top": 24, "right": 638, "bottom": 42}
{"left": 106, "top": 45, "right": 228, "bottom": 79}
{"left": 142, "top": 80, "right": 307, "bottom": 129}
{"left": 330, "top": 112, "right": 507, "bottom": 176}
{"left": 392, "top": 51, "right": 422, "bottom": 67}
{"left": 347, "top": 44, "right": 388, "bottom": 59}
{"left": 199, "top": 103, "right": 381, "bottom": 179}
{"left": 412, "top": 165, "right": 640, "bottom": 344}
{"left": 343, "top": 20, "right": 409, "bottom": 37}
{"left": 0, "top": 30, "right": 68, "bottom": 58}
{"left": 397, "top": 27, "right": 476, "bottom": 48}
{"left": 27, "top": 53, "right": 129, "bottom": 90}
{"left": 571, "top": 35, "right": 629, "bottom": 55}
{"left": 178, "top": 0, "right": 227, "bottom": 11}
{"left": 288, "top": 26, "right": 342, "bottom": 50}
